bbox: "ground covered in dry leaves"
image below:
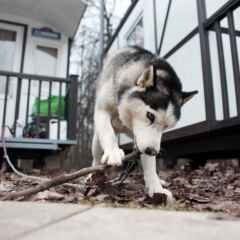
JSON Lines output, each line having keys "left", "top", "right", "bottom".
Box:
{"left": 0, "top": 160, "right": 240, "bottom": 217}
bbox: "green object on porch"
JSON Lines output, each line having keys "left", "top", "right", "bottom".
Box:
{"left": 32, "top": 96, "right": 65, "bottom": 118}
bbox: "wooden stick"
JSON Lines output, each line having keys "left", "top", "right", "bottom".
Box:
{"left": 1, "top": 151, "right": 140, "bottom": 201}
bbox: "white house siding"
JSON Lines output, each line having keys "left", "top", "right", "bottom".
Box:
{"left": 167, "top": 35, "right": 206, "bottom": 129}
{"left": 160, "top": 0, "right": 198, "bottom": 57}
{"left": 0, "top": 13, "right": 68, "bottom": 134}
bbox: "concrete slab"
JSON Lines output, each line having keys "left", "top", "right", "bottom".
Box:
{"left": 0, "top": 202, "right": 239, "bottom": 240}
{"left": 0, "top": 201, "right": 91, "bottom": 240}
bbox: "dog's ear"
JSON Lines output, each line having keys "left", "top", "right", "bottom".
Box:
{"left": 181, "top": 90, "right": 198, "bottom": 105}
{"left": 136, "top": 66, "right": 154, "bottom": 88}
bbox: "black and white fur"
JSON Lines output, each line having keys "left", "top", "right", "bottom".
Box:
{"left": 92, "top": 46, "right": 197, "bottom": 204}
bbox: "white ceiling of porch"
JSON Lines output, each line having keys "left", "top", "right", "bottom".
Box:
{"left": 0, "top": 0, "right": 86, "bottom": 37}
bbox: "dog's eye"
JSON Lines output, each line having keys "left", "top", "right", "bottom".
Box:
{"left": 146, "top": 112, "right": 155, "bottom": 124}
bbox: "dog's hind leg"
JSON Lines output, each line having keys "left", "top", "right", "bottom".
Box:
{"left": 141, "top": 154, "right": 174, "bottom": 205}
{"left": 85, "top": 133, "right": 103, "bottom": 183}
{"left": 91, "top": 133, "right": 103, "bottom": 166}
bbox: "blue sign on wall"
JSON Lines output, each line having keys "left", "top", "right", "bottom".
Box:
{"left": 32, "top": 27, "right": 61, "bottom": 40}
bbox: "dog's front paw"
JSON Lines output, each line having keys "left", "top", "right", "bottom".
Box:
{"left": 147, "top": 180, "right": 174, "bottom": 206}
{"left": 101, "top": 148, "right": 125, "bottom": 166}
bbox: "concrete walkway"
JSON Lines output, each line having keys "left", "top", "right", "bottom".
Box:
{"left": 0, "top": 201, "right": 239, "bottom": 240}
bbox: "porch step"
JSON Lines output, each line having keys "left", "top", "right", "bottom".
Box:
{"left": 0, "top": 138, "right": 76, "bottom": 150}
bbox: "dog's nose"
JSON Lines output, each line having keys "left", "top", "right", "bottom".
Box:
{"left": 144, "top": 147, "right": 157, "bottom": 156}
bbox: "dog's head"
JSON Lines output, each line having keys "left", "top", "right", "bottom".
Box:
{"left": 118, "top": 58, "right": 198, "bottom": 155}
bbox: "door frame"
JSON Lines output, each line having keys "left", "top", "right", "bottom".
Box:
{"left": 0, "top": 20, "right": 27, "bottom": 100}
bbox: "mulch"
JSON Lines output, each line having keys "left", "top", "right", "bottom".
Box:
{"left": 0, "top": 159, "right": 240, "bottom": 217}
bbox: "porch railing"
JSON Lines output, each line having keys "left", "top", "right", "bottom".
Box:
{"left": 0, "top": 71, "right": 78, "bottom": 141}
{"left": 199, "top": 0, "right": 240, "bottom": 123}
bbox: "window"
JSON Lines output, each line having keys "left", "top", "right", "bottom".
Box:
{"left": 35, "top": 45, "right": 58, "bottom": 77}
{"left": 126, "top": 18, "right": 144, "bottom": 47}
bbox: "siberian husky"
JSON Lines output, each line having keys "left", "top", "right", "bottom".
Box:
{"left": 91, "top": 46, "right": 197, "bottom": 204}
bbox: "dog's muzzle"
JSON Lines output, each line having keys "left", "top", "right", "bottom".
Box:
{"left": 144, "top": 147, "right": 157, "bottom": 156}
{"left": 134, "top": 137, "right": 158, "bottom": 156}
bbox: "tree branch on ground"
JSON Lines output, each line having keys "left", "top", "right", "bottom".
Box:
{"left": 1, "top": 151, "right": 139, "bottom": 201}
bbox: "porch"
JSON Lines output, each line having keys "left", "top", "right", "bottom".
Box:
{"left": 0, "top": 70, "right": 78, "bottom": 153}
{"left": 0, "top": 0, "right": 86, "bottom": 166}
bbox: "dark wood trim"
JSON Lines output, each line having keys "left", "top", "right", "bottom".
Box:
{"left": 162, "top": 127, "right": 240, "bottom": 159}
{"left": 66, "top": 38, "right": 73, "bottom": 78}
{"left": 197, "top": 0, "right": 216, "bottom": 126}
{"left": 227, "top": 11, "right": 240, "bottom": 116}
{"left": 162, "top": 121, "right": 209, "bottom": 142}
{"left": 67, "top": 75, "right": 78, "bottom": 140}
{"left": 163, "top": 116, "right": 240, "bottom": 145}
{"left": 104, "top": 0, "right": 139, "bottom": 54}
{"left": 158, "top": 0, "right": 172, "bottom": 55}
{"left": 0, "top": 19, "right": 27, "bottom": 28}
{"left": 210, "top": 26, "right": 240, "bottom": 37}
{"left": 153, "top": 0, "right": 158, "bottom": 53}
{"left": 25, "top": 78, "right": 31, "bottom": 126}
{"left": 20, "top": 25, "right": 28, "bottom": 73}
{"left": 204, "top": 0, "right": 240, "bottom": 29}
{"left": 0, "top": 70, "right": 68, "bottom": 82}
{"left": 1, "top": 76, "right": 10, "bottom": 131}
{"left": 215, "top": 21, "right": 229, "bottom": 119}
{"left": 212, "top": 117, "right": 240, "bottom": 130}
{"left": 13, "top": 76, "right": 23, "bottom": 135}
{"left": 163, "top": 27, "right": 198, "bottom": 59}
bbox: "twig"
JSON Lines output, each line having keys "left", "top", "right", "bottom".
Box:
{"left": 1, "top": 151, "right": 140, "bottom": 201}
{"left": 0, "top": 161, "right": 7, "bottom": 176}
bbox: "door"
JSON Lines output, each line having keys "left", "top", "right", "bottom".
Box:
{"left": 0, "top": 22, "right": 24, "bottom": 95}
{"left": 0, "top": 22, "right": 24, "bottom": 131}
